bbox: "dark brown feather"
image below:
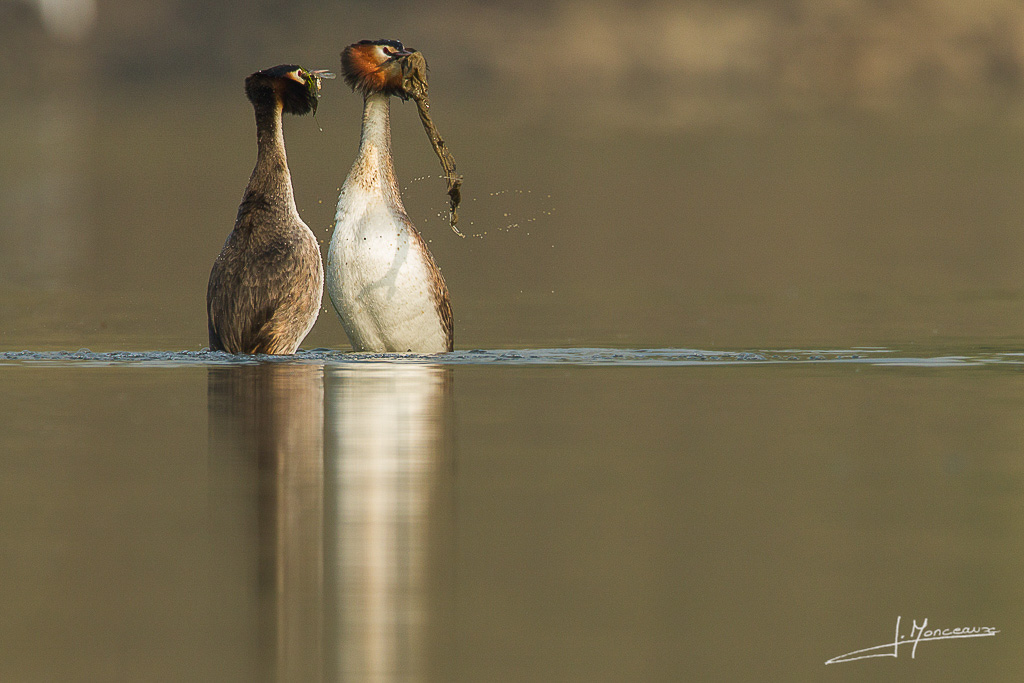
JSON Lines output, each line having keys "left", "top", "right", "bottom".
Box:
{"left": 207, "top": 66, "right": 323, "bottom": 355}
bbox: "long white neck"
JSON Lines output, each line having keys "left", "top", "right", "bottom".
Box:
{"left": 327, "top": 92, "right": 453, "bottom": 354}
{"left": 345, "top": 93, "right": 403, "bottom": 208}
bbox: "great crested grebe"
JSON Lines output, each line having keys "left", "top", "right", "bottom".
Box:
{"left": 207, "top": 64, "right": 328, "bottom": 355}
{"left": 326, "top": 39, "right": 454, "bottom": 354}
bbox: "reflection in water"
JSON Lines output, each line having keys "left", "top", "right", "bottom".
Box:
{"left": 208, "top": 362, "right": 447, "bottom": 682}
{"left": 208, "top": 363, "right": 325, "bottom": 681}
{"left": 325, "top": 364, "right": 448, "bottom": 682}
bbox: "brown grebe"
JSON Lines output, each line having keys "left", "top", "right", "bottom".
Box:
{"left": 207, "top": 65, "right": 329, "bottom": 355}
{"left": 326, "top": 40, "right": 453, "bottom": 353}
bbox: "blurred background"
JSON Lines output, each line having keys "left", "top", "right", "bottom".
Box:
{"left": 3, "top": 0, "right": 1024, "bottom": 351}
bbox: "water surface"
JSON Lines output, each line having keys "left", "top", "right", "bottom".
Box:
{"left": 0, "top": 349, "right": 1021, "bottom": 681}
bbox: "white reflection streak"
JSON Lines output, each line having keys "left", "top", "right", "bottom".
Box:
{"left": 328, "top": 364, "right": 444, "bottom": 682}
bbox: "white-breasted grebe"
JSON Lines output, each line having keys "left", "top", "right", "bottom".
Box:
{"left": 326, "top": 40, "right": 454, "bottom": 354}
{"left": 207, "top": 65, "right": 329, "bottom": 355}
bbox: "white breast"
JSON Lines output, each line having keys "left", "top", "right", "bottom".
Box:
{"left": 326, "top": 182, "right": 448, "bottom": 353}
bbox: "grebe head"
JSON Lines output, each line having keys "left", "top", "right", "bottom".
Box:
{"left": 245, "top": 65, "right": 332, "bottom": 115}
{"left": 341, "top": 39, "right": 418, "bottom": 99}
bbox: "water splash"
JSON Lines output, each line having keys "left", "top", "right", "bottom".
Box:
{"left": 403, "top": 178, "right": 553, "bottom": 239}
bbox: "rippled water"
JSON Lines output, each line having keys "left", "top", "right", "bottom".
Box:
{"left": 2, "top": 346, "right": 1022, "bottom": 367}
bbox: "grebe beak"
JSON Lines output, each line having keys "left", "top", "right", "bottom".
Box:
{"left": 307, "top": 69, "right": 336, "bottom": 93}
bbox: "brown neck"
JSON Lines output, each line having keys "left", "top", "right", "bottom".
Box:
{"left": 237, "top": 98, "right": 297, "bottom": 226}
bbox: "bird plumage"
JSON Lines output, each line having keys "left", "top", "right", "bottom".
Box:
{"left": 207, "top": 65, "right": 325, "bottom": 355}
{"left": 326, "top": 41, "right": 453, "bottom": 353}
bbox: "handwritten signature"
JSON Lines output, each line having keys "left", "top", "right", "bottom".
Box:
{"left": 826, "top": 616, "right": 999, "bottom": 664}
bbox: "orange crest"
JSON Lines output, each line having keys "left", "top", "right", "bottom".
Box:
{"left": 341, "top": 41, "right": 406, "bottom": 96}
